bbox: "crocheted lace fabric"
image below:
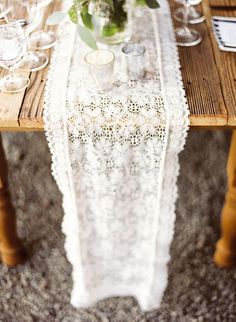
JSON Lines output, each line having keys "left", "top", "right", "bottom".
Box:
{"left": 44, "top": 0, "right": 189, "bottom": 311}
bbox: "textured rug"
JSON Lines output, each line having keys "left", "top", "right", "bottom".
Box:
{"left": 0, "top": 130, "right": 235, "bottom": 322}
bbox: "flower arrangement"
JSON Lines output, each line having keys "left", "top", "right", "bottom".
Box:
{"left": 47, "top": 0, "right": 159, "bottom": 48}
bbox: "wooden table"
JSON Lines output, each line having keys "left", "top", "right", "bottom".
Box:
{"left": 0, "top": 0, "right": 236, "bottom": 266}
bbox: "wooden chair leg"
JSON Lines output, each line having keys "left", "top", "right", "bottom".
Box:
{"left": 214, "top": 131, "right": 236, "bottom": 267}
{"left": 0, "top": 134, "right": 26, "bottom": 266}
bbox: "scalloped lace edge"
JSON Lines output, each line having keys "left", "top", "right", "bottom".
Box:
{"left": 43, "top": 0, "right": 189, "bottom": 311}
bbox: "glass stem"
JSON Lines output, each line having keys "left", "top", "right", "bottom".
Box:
{"left": 26, "top": 34, "right": 31, "bottom": 51}
{"left": 9, "top": 66, "right": 15, "bottom": 78}
{"left": 26, "top": 5, "right": 35, "bottom": 50}
{"left": 183, "top": 1, "right": 190, "bottom": 31}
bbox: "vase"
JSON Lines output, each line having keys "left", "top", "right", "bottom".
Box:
{"left": 82, "top": 0, "right": 132, "bottom": 45}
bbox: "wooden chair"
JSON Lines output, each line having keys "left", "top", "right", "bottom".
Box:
{"left": 0, "top": 0, "right": 236, "bottom": 267}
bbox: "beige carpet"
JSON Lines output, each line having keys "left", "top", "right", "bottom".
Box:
{"left": 0, "top": 130, "right": 235, "bottom": 322}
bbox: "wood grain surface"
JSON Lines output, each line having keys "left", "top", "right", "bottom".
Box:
{"left": 204, "top": 3, "right": 236, "bottom": 126}
{"left": 209, "top": 0, "right": 236, "bottom": 8}
{"left": 0, "top": 0, "right": 236, "bottom": 130}
{"left": 173, "top": 0, "right": 228, "bottom": 126}
{"left": 0, "top": 1, "right": 59, "bottom": 129}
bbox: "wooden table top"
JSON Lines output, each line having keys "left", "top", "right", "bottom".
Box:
{"left": 0, "top": 0, "right": 236, "bottom": 131}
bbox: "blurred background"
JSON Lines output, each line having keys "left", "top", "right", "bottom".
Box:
{"left": 0, "top": 130, "right": 235, "bottom": 322}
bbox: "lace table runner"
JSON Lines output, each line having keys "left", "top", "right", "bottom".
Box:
{"left": 44, "top": 0, "right": 189, "bottom": 311}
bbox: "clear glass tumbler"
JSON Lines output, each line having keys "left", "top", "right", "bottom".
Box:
{"left": 121, "top": 43, "right": 145, "bottom": 80}
{"left": 84, "top": 49, "right": 115, "bottom": 92}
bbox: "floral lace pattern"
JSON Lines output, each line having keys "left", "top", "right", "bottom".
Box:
{"left": 44, "top": 0, "right": 189, "bottom": 311}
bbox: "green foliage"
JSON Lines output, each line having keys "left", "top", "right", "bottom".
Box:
{"left": 81, "top": 7, "right": 93, "bottom": 30}
{"left": 47, "top": 0, "right": 160, "bottom": 49}
{"left": 77, "top": 24, "right": 98, "bottom": 49}
{"left": 46, "top": 11, "right": 67, "bottom": 25}
{"left": 102, "top": 23, "right": 119, "bottom": 37}
{"left": 136, "top": 0, "right": 146, "bottom": 6}
{"left": 145, "top": 0, "right": 160, "bottom": 9}
{"left": 108, "top": 0, "right": 127, "bottom": 33}
{"left": 68, "top": 4, "right": 78, "bottom": 24}
{"left": 102, "top": 0, "right": 115, "bottom": 11}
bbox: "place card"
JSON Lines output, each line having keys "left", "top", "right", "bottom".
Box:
{"left": 212, "top": 16, "right": 236, "bottom": 52}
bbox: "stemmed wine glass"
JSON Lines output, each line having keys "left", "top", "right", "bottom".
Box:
{"left": 19, "top": 0, "right": 57, "bottom": 50}
{"left": 175, "top": 0, "right": 202, "bottom": 46}
{"left": 0, "top": 23, "right": 30, "bottom": 93}
{"left": 174, "top": 0, "right": 205, "bottom": 24}
{"left": 0, "top": 2, "right": 10, "bottom": 21}
{"left": 3, "top": 0, "right": 42, "bottom": 34}
{"left": 3, "top": 0, "right": 49, "bottom": 72}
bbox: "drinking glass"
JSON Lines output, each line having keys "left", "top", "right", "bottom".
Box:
{"left": 84, "top": 49, "right": 115, "bottom": 91}
{"left": 175, "top": 0, "right": 202, "bottom": 46}
{"left": 174, "top": 0, "right": 205, "bottom": 24}
{"left": 0, "top": 2, "right": 10, "bottom": 21}
{"left": 122, "top": 43, "right": 145, "bottom": 80}
{"left": 3, "top": 0, "right": 48, "bottom": 71}
{"left": 3, "top": 0, "right": 42, "bottom": 33}
{"left": 0, "top": 23, "right": 30, "bottom": 93}
{"left": 175, "top": 0, "right": 202, "bottom": 6}
{"left": 20, "top": 0, "right": 57, "bottom": 50}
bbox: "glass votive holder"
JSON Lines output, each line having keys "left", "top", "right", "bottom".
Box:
{"left": 84, "top": 49, "right": 115, "bottom": 91}
{"left": 121, "top": 43, "right": 145, "bottom": 80}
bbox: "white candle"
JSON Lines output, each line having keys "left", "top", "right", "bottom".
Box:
{"left": 84, "top": 49, "right": 115, "bottom": 91}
